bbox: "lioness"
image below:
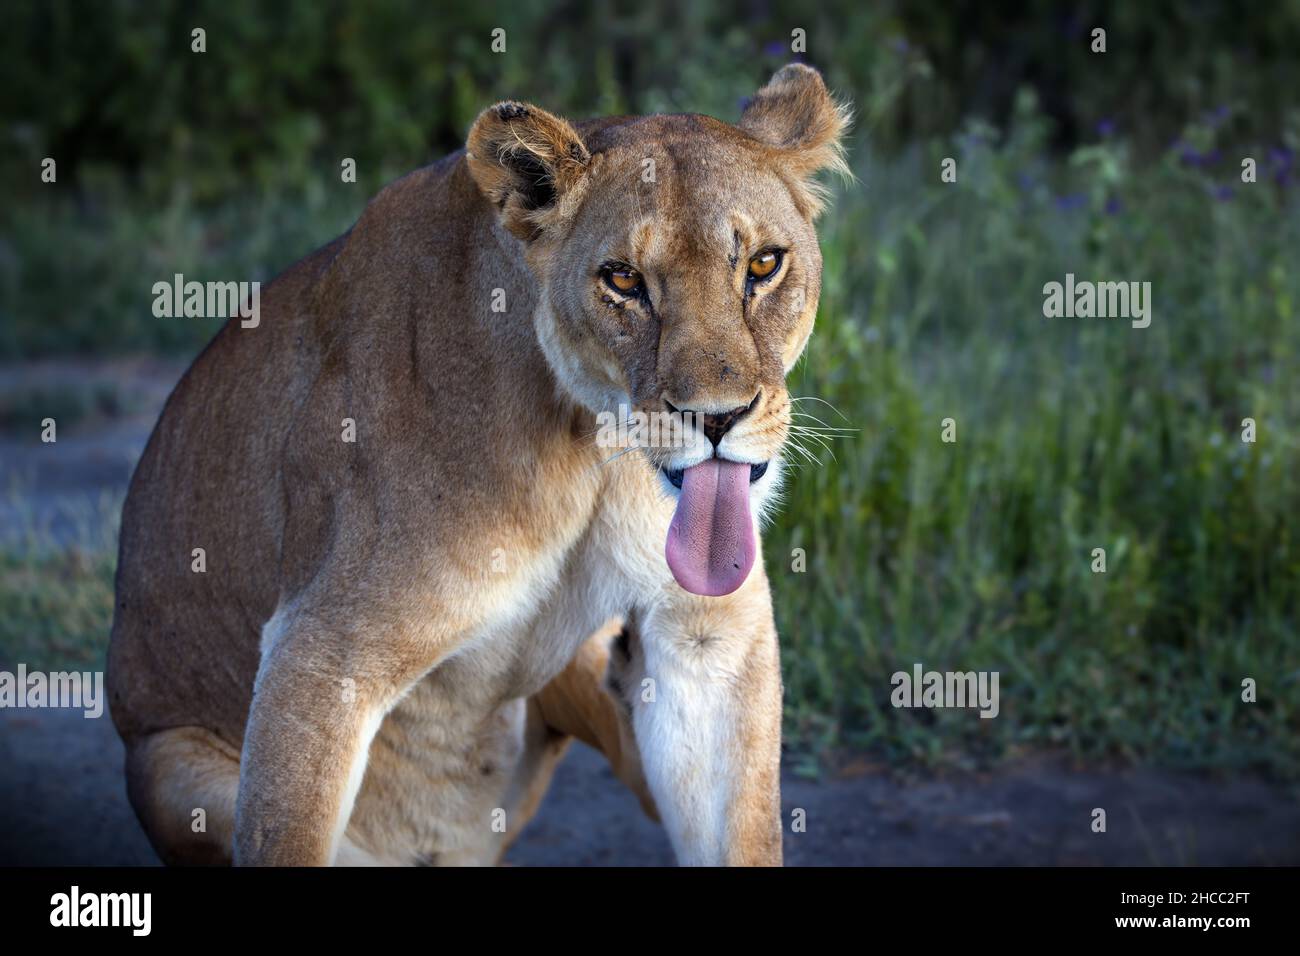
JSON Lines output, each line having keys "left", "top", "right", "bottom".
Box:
{"left": 107, "top": 64, "right": 849, "bottom": 866}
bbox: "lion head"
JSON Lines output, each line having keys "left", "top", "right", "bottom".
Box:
{"left": 466, "top": 64, "right": 850, "bottom": 596}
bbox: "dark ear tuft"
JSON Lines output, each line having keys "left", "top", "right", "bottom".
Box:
{"left": 466, "top": 101, "right": 591, "bottom": 240}
{"left": 495, "top": 103, "right": 531, "bottom": 121}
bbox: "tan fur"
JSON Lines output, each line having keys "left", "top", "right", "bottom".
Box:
{"left": 534, "top": 617, "right": 658, "bottom": 820}
{"left": 107, "top": 64, "right": 848, "bottom": 866}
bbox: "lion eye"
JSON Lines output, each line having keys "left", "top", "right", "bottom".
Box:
{"left": 748, "top": 251, "right": 781, "bottom": 280}
{"left": 606, "top": 267, "right": 643, "bottom": 294}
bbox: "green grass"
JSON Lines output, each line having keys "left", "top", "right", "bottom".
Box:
{"left": 0, "top": 181, "right": 364, "bottom": 358}
{"left": 768, "top": 106, "right": 1300, "bottom": 777}
{"left": 0, "top": 380, "right": 139, "bottom": 432}
{"left": 1, "top": 97, "right": 1296, "bottom": 777}
{"left": 0, "top": 494, "right": 120, "bottom": 671}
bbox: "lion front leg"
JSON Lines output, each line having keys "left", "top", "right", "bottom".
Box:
{"left": 632, "top": 568, "right": 784, "bottom": 867}
{"left": 234, "top": 601, "right": 445, "bottom": 866}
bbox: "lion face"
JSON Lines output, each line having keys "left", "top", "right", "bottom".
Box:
{"left": 468, "top": 65, "right": 849, "bottom": 595}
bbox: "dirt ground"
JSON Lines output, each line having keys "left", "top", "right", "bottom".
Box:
{"left": 2, "top": 358, "right": 1298, "bottom": 866}
{"left": 3, "top": 706, "right": 1298, "bottom": 866}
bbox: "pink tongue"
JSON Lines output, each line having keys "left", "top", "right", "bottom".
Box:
{"left": 665, "top": 459, "right": 756, "bottom": 596}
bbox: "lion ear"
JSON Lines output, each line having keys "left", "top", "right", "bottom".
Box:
{"left": 739, "top": 64, "right": 852, "bottom": 217}
{"left": 466, "top": 101, "right": 592, "bottom": 241}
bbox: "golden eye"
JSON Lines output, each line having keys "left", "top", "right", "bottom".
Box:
{"left": 607, "top": 267, "right": 642, "bottom": 294}
{"left": 748, "top": 251, "right": 781, "bottom": 280}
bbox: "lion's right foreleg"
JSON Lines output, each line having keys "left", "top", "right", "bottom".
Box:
{"left": 233, "top": 604, "right": 450, "bottom": 866}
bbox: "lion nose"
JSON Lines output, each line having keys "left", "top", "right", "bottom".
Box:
{"left": 700, "top": 406, "right": 750, "bottom": 447}
{"left": 667, "top": 393, "right": 760, "bottom": 449}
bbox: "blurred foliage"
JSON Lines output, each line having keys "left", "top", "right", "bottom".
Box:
{"left": 772, "top": 95, "right": 1299, "bottom": 776}
{"left": 0, "top": 493, "right": 119, "bottom": 671}
{"left": 3, "top": 0, "right": 1299, "bottom": 204}
{"left": 0, "top": 379, "right": 126, "bottom": 430}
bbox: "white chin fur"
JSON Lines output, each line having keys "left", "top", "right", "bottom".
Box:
{"left": 533, "top": 303, "right": 627, "bottom": 415}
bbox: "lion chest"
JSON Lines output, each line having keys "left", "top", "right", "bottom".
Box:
{"left": 440, "top": 465, "right": 672, "bottom": 705}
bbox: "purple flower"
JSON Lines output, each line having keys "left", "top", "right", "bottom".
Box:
{"left": 1180, "top": 147, "right": 1221, "bottom": 168}
{"left": 1054, "top": 193, "right": 1087, "bottom": 212}
{"left": 1096, "top": 118, "right": 1116, "bottom": 138}
{"left": 1104, "top": 196, "right": 1123, "bottom": 215}
{"left": 763, "top": 40, "right": 786, "bottom": 57}
{"left": 1266, "top": 146, "right": 1295, "bottom": 186}
{"left": 1211, "top": 184, "right": 1235, "bottom": 202}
